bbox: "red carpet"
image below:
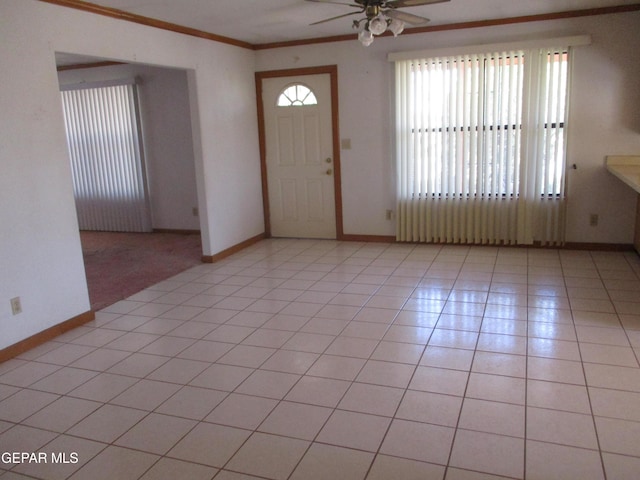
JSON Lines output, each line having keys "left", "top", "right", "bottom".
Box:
{"left": 80, "top": 231, "right": 202, "bottom": 311}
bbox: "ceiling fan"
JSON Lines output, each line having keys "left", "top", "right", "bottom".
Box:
{"left": 305, "top": 0, "right": 451, "bottom": 46}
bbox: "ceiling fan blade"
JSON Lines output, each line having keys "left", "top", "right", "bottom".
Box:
{"left": 310, "top": 10, "right": 362, "bottom": 25}
{"left": 384, "top": 9, "right": 430, "bottom": 25}
{"left": 386, "top": 0, "right": 450, "bottom": 7}
{"left": 304, "top": 0, "right": 361, "bottom": 7}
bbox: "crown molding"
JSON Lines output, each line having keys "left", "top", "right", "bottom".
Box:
{"left": 38, "top": 0, "right": 254, "bottom": 49}
{"left": 254, "top": 4, "right": 640, "bottom": 50}
{"left": 39, "top": 0, "right": 640, "bottom": 51}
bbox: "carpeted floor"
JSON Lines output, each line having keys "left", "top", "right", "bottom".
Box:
{"left": 80, "top": 231, "right": 202, "bottom": 311}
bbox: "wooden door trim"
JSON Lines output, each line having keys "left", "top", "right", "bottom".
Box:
{"left": 255, "top": 65, "right": 343, "bottom": 239}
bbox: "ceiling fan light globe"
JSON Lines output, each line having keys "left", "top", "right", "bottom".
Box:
{"left": 368, "top": 16, "right": 387, "bottom": 35}
{"left": 358, "top": 28, "right": 374, "bottom": 46}
{"left": 388, "top": 18, "right": 405, "bottom": 36}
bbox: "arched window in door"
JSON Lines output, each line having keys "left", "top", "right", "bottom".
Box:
{"left": 277, "top": 83, "right": 317, "bottom": 106}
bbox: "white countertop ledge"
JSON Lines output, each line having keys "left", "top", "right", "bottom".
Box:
{"left": 606, "top": 156, "right": 640, "bottom": 194}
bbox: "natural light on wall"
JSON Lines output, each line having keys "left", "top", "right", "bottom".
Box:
{"left": 391, "top": 36, "right": 590, "bottom": 246}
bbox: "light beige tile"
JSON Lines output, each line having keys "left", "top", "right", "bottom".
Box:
{"left": 436, "top": 313, "right": 482, "bottom": 332}
{"left": 155, "top": 385, "right": 226, "bottom": 420}
{"left": 28, "top": 367, "right": 98, "bottom": 394}
{"left": 589, "top": 387, "right": 640, "bottom": 422}
{"left": 205, "top": 393, "right": 277, "bottom": 429}
{"left": 526, "top": 440, "right": 604, "bottom": 480}
{"left": 316, "top": 410, "right": 390, "bottom": 452}
{"left": 260, "top": 349, "right": 319, "bottom": 374}
{"left": 596, "top": 416, "right": 640, "bottom": 456}
{"left": 420, "top": 346, "right": 474, "bottom": 371}
{"left": 23, "top": 396, "right": 101, "bottom": 432}
{"left": 168, "top": 422, "right": 250, "bottom": 467}
{"left": 580, "top": 343, "right": 639, "bottom": 367}
{"left": 68, "top": 372, "right": 139, "bottom": 402}
{"left": 290, "top": 443, "right": 374, "bottom": 480}
{"left": 428, "top": 329, "right": 479, "bottom": 350}
{"left": 0, "top": 389, "right": 59, "bottom": 423}
{"left": 576, "top": 325, "right": 631, "bottom": 346}
{"left": 282, "top": 332, "right": 335, "bottom": 353}
{"left": 603, "top": 452, "right": 640, "bottom": 480}
{"left": 258, "top": 401, "right": 332, "bottom": 440}
{"left": 371, "top": 341, "right": 424, "bottom": 364}
{"left": 189, "top": 363, "right": 254, "bottom": 391}
{"left": 380, "top": 419, "right": 455, "bottom": 465}
{"left": 111, "top": 379, "right": 181, "bottom": 410}
{"left": 527, "top": 357, "right": 585, "bottom": 385}
{"left": 234, "top": 370, "right": 300, "bottom": 399}
{"left": 338, "top": 382, "right": 404, "bottom": 417}
{"left": 449, "top": 430, "right": 524, "bottom": 479}
{"left": 176, "top": 340, "right": 234, "bottom": 362}
{"left": 459, "top": 398, "right": 524, "bottom": 437}
{"left": 307, "top": 354, "right": 366, "bottom": 381}
{"left": 583, "top": 363, "right": 640, "bottom": 391}
{"left": 472, "top": 351, "right": 526, "bottom": 378}
{"left": 528, "top": 321, "right": 577, "bottom": 341}
{"left": 466, "top": 373, "right": 525, "bottom": 405}
{"left": 226, "top": 432, "right": 309, "bottom": 480}
{"left": 146, "top": 358, "right": 210, "bottom": 384}
{"left": 67, "top": 404, "right": 146, "bottom": 443}
{"left": 12, "top": 434, "right": 105, "bottom": 480}
{"left": 356, "top": 360, "right": 415, "bottom": 388}
{"left": 410, "top": 366, "right": 469, "bottom": 396}
{"left": 528, "top": 338, "right": 581, "bottom": 361}
{"left": 0, "top": 425, "right": 58, "bottom": 457}
{"left": 115, "top": 413, "right": 197, "bottom": 454}
{"left": 527, "top": 380, "right": 591, "bottom": 414}
{"left": 340, "top": 321, "right": 389, "bottom": 341}
{"left": 367, "top": 455, "right": 445, "bottom": 480}
{"left": 285, "top": 376, "right": 351, "bottom": 407}
{"left": 0, "top": 362, "right": 61, "bottom": 387}
{"left": 396, "top": 390, "right": 462, "bottom": 427}
{"left": 527, "top": 407, "right": 599, "bottom": 449}
{"left": 477, "top": 333, "right": 526, "bottom": 355}
{"left": 68, "top": 446, "right": 158, "bottom": 480}
{"left": 139, "top": 458, "right": 218, "bottom": 480}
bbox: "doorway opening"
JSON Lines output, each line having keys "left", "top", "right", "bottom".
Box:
{"left": 256, "top": 65, "right": 343, "bottom": 240}
{"left": 57, "top": 53, "right": 203, "bottom": 310}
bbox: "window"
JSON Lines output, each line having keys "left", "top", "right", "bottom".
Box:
{"left": 394, "top": 44, "right": 573, "bottom": 245}
{"left": 60, "top": 81, "right": 151, "bottom": 232}
{"left": 277, "top": 83, "right": 317, "bottom": 106}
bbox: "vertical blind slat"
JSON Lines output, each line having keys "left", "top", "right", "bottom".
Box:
{"left": 61, "top": 83, "right": 150, "bottom": 232}
{"left": 395, "top": 47, "right": 569, "bottom": 245}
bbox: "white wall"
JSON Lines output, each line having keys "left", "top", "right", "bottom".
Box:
{"left": 256, "top": 11, "right": 640, "bottom": 243}
{"left": 0, "top": 0, "right": 263, "bottom": 350}
{"left": 59, "top": 63, "right": 201, "bottom": 232}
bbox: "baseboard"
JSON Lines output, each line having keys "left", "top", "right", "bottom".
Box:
{"left": 0, "top": 310, "right": 95, "bottom": 363}
{"left": 201, "top": 233, "right": 266, "bottom": 263}
{"left": 152, "top": 228, "right": 201, "bottom": 235}
{"left": 340, "top": 234, "right": 397, "bottom": 243}
{"left": 563, "top": 242, "right": 635, "bottom": 252}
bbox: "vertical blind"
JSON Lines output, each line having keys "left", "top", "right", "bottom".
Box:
{"left": 61, "top": 81, "right": 151, "bottom": 232}
{"left": 394, "top": 45, "right": 572, "bottom": 246}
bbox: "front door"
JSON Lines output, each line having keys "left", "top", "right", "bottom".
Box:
{"left": 262, "top": 74, "right": 336, "bottom": 238}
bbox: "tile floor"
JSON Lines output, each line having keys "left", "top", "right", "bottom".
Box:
{"left": 1, "top": 239, "right": 640, "bottom": 479}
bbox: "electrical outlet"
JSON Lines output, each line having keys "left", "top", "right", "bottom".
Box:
{"left": 10, "top": 297, "right": 22, "bottom": 315}
{"left": 589, "top": 214, "right": 599, "bottom": 227}
{"left": 386, "top": 210, "right": 394, "bottom": 220}
{"left": 192, "top": 207, "right": 199, "bottom": 217}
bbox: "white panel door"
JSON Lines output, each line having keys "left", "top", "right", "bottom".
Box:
{"left": 263, "top": 74, "right": 336, "bottom": 239}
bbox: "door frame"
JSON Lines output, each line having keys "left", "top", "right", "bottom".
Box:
{"left": 255, "top": 65, "right": 343, "bottom": 239}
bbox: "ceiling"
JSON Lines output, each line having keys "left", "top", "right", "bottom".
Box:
{"left": 61, "top": 0, "right": 639, "bottom": 46}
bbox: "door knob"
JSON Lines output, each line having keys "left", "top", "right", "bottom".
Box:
{"left": 326, "top": 168, "right": 333, "bottom": 175}
{"left": 325, "top": 157, "right": 332, "bottom": 163}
